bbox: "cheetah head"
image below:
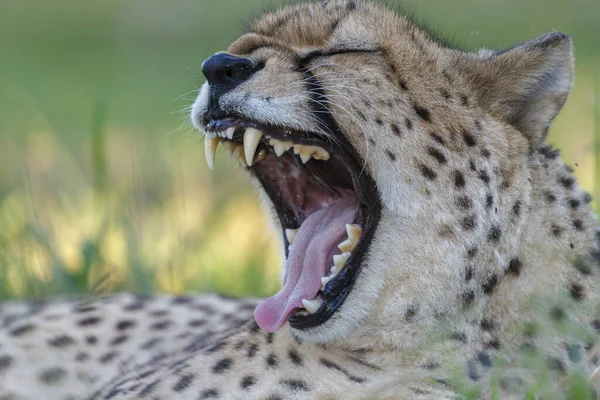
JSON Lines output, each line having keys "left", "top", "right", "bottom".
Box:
{"left": 191, "top": 0, "right": 574, "bottom": 345}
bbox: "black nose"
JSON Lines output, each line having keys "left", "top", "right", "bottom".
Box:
{"left": 201, "top": 53, "right": 262, "bottom": 88}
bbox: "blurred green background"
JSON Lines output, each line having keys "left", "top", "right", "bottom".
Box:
{"left": 0, "top": 0, "right": 598, "bottom": 300}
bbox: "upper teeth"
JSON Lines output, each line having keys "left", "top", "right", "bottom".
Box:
{"left": 243, "top": 128, "right": 263, "bottom": 166}
{"left": 204, "top": 136, "right": 220, "bottom": 170}
{"left": 285, "top": 229, "right": 298, "bottom": 244}
{"left": 203, "top": 127, "right": 331, "bottom": 169}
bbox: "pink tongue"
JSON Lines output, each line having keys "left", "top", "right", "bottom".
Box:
{"left": 254, "top": 200, "right": 356, "bottom": 332}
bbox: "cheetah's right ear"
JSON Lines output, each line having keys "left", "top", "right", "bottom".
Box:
{"left": 461, "top": 32, "right": 574, "bottom": 146}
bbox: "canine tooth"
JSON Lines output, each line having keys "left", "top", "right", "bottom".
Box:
{"left": 338, "top": 238, "right": 356, "bottom": 253}
{"left": 301, "top": 298, "right": 322, "bottom": 314}
{"left": 204, "top": 136, "right": 220, "bottom": 170}
{"left": 321, "top": 275, "right": 333, "bottom": 289}
{"left": 233, "top": 144, "right": 247, "bottom": 167}
{"left": 312, "top": 147, "right": 330, "bottom": 161}
{"left": 333, "top": 252, "right": 351, "bottom": 268}
{"left": 269, "top": 138, "right": 293, "bottom": 157}
{"left": 346, "top": 224, "right": 362, "bottom": 241}
{"left": 225, "top": 127, "right": 235, "bottom": 140}
{"left": 221, "top": 140, "right": 236, "bottom": 157}
{"left": 243, "top": 128, "right": 263, "bottom": 166}
{"left": 285, "top": 229, "right": 298, "bottom": 244}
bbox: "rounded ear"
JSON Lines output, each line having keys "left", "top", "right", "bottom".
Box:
{"left": 459, "top": 32, "right": 574, "bottom": 145}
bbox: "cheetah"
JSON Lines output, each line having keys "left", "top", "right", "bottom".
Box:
{"left": 1, "top": 1, "right": 600, "bottom": 399}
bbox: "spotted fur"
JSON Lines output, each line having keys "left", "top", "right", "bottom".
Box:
{"left": 2, "top": 1, "right": 600, "bottom": 399}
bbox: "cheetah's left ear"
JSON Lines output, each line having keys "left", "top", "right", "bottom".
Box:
{"left": 462, "top": 32, "right": 573, "bottom": 145}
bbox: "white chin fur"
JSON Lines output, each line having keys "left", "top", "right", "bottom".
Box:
{"left": 191, "top": 82, "right": 210, "bottom": 131}
{"left": 288, "top": 227, "right": 385, "bottom": 344}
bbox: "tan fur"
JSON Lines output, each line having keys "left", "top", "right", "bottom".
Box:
{"left": 2, "top": 1, "right": 599, "bottom": 399}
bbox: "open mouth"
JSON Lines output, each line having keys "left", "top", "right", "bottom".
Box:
{"left": 203, "top": 118, "right": 381, "bottom": 332}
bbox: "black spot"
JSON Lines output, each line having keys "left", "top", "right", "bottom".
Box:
{"left": 546, "top": 357, "right": 566, "bottom": 373}
{"left": 188, "top": 319, "right": 206, "bottom": 327}
{"left": 568, "top": 199, "right": 581, "bottom": 209}
{"left": 507, "top": 258, "right": 522, "bottom": 276}
{"left": 9, "top": 323, "right": 35, "bottom": 336}
{"left": 74, "top": 305, "right": 96, "bottom": 313}
{"left": 477, "top": 352, "right": 492, "bottom": 367}
{"left": 39, "top": 367, "right": 67, "bottom": 385}
{"left": 375, "top": 117, "right": 383, "bottom": 125}
{"left": 109, "top": 335, "right": 129, "bottom": 346}
{"left": 265, "top": 395, "right": 282, "bottom": 400}
{"left": 467, "top": 248, "right": 478, "bottom": 259}
{"left": 570, "top": 242, "right": 575, "bottom": 249}
{"left": 454, "top": 171, "right": 466, "bottom": 188}
{"left": 99, "top": 351, "right": 119, "bottom": 364}
{"left": 280, "top": 379, "right": 310, "bottom": 391}
{"left": 199, "top": 389, "right": 219, "bottom": 399}
{"left": 420, "top": 165, "right": 436, "bottom": 180}
{"left": 149, "top": 309, "right": 168, "bottom": 317}
{"left": 550, "top": 307, "right": 566, "bottom": 321}
{"left": 559, "top": 176, "right": 574, "bottom": 189}
{"left": 173, "top": 374, "right": 194, "bottom": 392}
{"left": 456, "top": 195, "right": 472, "bottom": 209}
{"left": 405, "top": 118, "right": 413, "bottom": 130}
{"left": 569, "top": 282, "right": 585, "bottom": 301}
{"left": 241, "top": 375, "right": 257, "bottom": 389}
{"left": 572, "top": 257, "right": 593, "bottom": 275}
{"left": 75, "top": 351, "right": 89, "bottom": 362}
{"left": 488, "top": 226, "right": 501, "bottom": 242}
{"left": 591, "top": 320, "right": 600, "bottom": 333}
{"left": 486, "top": 339, "right": 501, "bottom": 350}
{"left": 77, "top": 317, "right": 102, "bottom": 327}
{"left": 212, "top": 358, "right": 233, "bottom": 374}
{"left": 572, "top": 219, "right": 584, "bottom": 231}
{"left": 462, "top": 131, "right": 476, "bottom": 147}
{"left": 461, "top": 215, "right": 477, "bottom": 230}
{"left": 465, "top": 267, "right": 474, "bottom": 281}
{"left": 85, "top": 335, "right": 97, "bottom": 345}
{"left": 460, "top": 94, "right": 469, "bottom": 106}
{"left": 545, "top": 192, "right": 557, "bottom": 203}
{"left": 538, "top": 145, "right": 559, "bottom": 159}
{"left": 478, "top": 170, "right": 490, "bottom": 185}
{"left": 469, "top": 160, "right": 477, "bottom": 171}
{"left": 551, "top": 224, "right": 563, "bottom": 237}
{"left": 481, "top": 148, "right": 491, "bottom": 158}
{"left": 413, "top": 105, "right": 431, "bottom": 122}
{"left": 122, "top": 301, "right": 145, "bottom": 311}
{"left": 150, "top": 320, "right": 172, "bottom": 330}
{"left": 288, "top": 349, "right": 303, "bottom": 366}
{"left": 485, "top": 194, "right": 493, "bottom": 210}
{"left": 319, "top": 358, "right": 366, "bottom": 383}
{"left": 48, "top": 335, "right": 75, "bottom": 348}
{"left": 0, "top": 355, "right": 13, "bottom": 371}
{"left": 511, "top": 201, "right": 521, "bottom": 217}
{"left": 398, "top": 80, "right": 408, "bottom": 90}
{"left": 205, "top": 340, "right": 226, "bottom": 353}
{"left": 356, "top": 110, "right": 367, "bottom": 121}
{"left": 266, "top": 353, "right": 278, "bottom": 368}
{"left": 116, "top": 320, "right": 136, "bottom": 331}
{"left": 246, "top": 343, "right": 259, "bottom": 358}
{"left": 439, "top": 89, "right": 451, "bottom": 99}
{"left": 583, "top": 192, "right": 593, "bottom": 204}
{"left": 431, "top": 133, "right": 445, "bottom": 145}
{"left": 481, "top": 319, "right": 494, "bottom": 331}
{"left": 452, "top": 331, "right": 467, "bottom": 342}
{"left": 404, "top": 306, "right": 417, "bottom": 321}
{"left": 483, "top": 275, "right": 499, "bottom": 294}
{"left": 138, "top": 379, "right": 160, "bottom": 396}
{"left": 391, "top": 123, "right": 401, "bottom": 137}
{"left": 346, "top": 0, "right": 356, "bottom": 10}
{"left": 140, "top": 337, "right": 163, "bottom": 350}
{"left": 266, "top": 332, "right": 274, "bottom": 344}
{"left": 386, "top": 150, "right": 396, "bottom": 161}
{"left": 427, "top": 147, "right": 447, "bottom": 164}
{"left": 462, "top": 290, "right": 475, "bottom": 305}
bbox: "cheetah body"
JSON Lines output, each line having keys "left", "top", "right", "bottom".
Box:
{"left": 2, "top": 1, "right": 600, "bottom": 399}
